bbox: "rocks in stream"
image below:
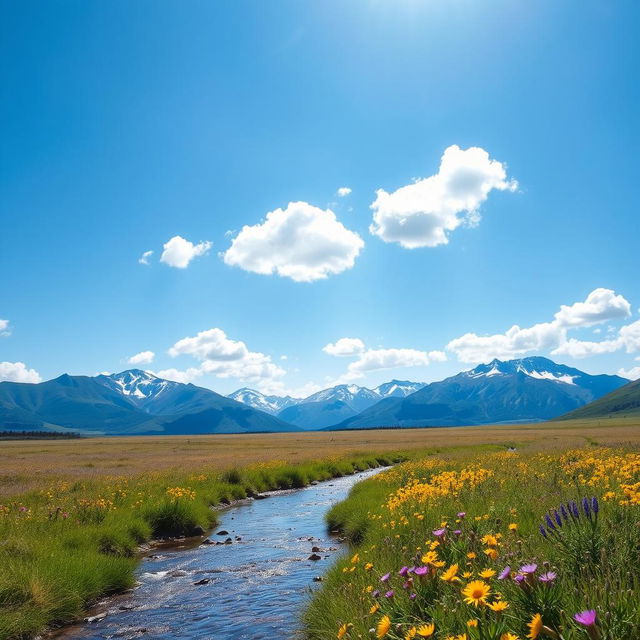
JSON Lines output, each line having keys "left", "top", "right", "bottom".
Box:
{"left": 308, "top": 553, "right": 322, "bottom": 561}
{"left": 201, "top": 538, "right": 215, "bottom": 545}
{"left": 311, "top": 546, "right": 321, "bottom": 552}
{"left": 313, "top": 576, "right": 323, "bottom": 582}
{"left": 215, "top": 530, "right": 229, "bottom": 536}
{"left": 85, "top": 613, "right": 107, "bottom": 623}
{"left": 193, "top": 578, "right": 210, "bottom": 586}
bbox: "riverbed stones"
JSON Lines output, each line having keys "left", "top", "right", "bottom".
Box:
{"left": 308, "top": 553, "right": 321, "bottom": 561}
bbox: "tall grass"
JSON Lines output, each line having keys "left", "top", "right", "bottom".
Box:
{"left": 0, "top": 451, "right": 404, "bottom": 639}
{"left": 304, "top": 448, "right": 640, "bottom": 640}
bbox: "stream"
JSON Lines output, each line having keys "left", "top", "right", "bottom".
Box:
{"left": 58, "top": 468, "right": 381, "bottom": 640}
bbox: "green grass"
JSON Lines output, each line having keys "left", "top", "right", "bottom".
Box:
{"left": 0, "top": 451, "right": 406, "bottom": 640}
{"left": 304, "top": 447, "right": 640, "bottom": 640}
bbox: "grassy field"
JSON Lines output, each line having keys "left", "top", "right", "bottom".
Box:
{"left": 303, "top": 423, "right": 640, "bottom": 640}
{"left": 0, "top": 417, "right": 639, "bottom": 639}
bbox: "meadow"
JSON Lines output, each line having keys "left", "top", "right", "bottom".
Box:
{"left": 0, "top": 418, "right": 638, "bottom": 640}
{"left": 304, "top": 430, "right": 640, "bottom": 640}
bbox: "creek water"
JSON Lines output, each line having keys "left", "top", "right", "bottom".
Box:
{"left": 59, "top": 468, "right": 381, "bottom": 640}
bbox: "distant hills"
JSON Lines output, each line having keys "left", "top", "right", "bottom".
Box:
{"left": 558, "top": 378, "right": 640, "bottom": 420}
{"left": 327, "top": 357, "right": 628, "bottom": 429}
{"left": 0, "top": 359, "right": 631, "bottom": 435}
{"left": 230, "top": 381, "right": 425, "bottom": 429}
{"left": 0, "top": 370, "right": 297, "bottom": 435}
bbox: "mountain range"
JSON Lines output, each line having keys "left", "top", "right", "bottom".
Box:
{"left": 229, "top": 380, "right": 425, "bottom": 429}
{"left": 328, "top": 357, "right": 628, "bottom": 429}
{"left": 0, "top": 370, "right": 297, "bottom": 435}
{"left": 0, "top": 358, "right": 632, "bottom": 435}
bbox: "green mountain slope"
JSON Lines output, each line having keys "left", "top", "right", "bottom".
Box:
{"left": 557, "top": 378, "right": 640, "bottom": 420}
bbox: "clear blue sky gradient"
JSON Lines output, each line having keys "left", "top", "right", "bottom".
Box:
{"left": 1, "top": 1, "right": 639, "bottom": 394}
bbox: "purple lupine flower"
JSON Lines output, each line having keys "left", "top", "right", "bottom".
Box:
{"left": 570, "top": 500, "right": 580, "bottom": 518}
{"left": 384, "top": 590, "right": 394, "bottom": 598}
{"left": 514, "top": 574, "right": 525, "bottom": 584}
{"left": 519, "top": 563, "right": 537, "bottom": 574}
{"left": 380, "top": 573, "right": 390, "bottom": 582}
{"left": 560, "top": 504, "right": 569, "bottom": 521}
{"left": 554, "top": 509, "right": 562, "bottom": 527}
{"left": 591, "top": 496, "right": 599, "bottom": 514}
{"left": 582, "top": 497, "right": 591, "bottom": 518}
{"left": 498, "top": 566, "right": 511, "bottom": 580}
{"left": 399, "top": 566, "right": 409, "bottom": 577}
{"left": 539, "top": 571, "right": 557, "bottom": 583}
{"left": 432, "top": 528, "right": 446, "bottom": 538}
{"left": 574, "top": 610, "right": 597, "bottom": 626}
{"left": 413, "top": 566, "right": 429, "bottom": 578}
{"left": 539, "top": 525, "right": 548, "bottom": 538}
{"left": 545, "top": 514, "right": 556, "bottom": 531}
{"left": 372, "top": 590, "right": 380, "bottom": 598}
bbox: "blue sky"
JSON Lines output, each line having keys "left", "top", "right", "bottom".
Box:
{"left": 1, "top": 0, "right": 639, "bottom": 396}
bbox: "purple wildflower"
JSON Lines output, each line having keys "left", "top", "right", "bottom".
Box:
{"left": 413, "top": 566, "right": 429, "bottom": 577}
{"left": 457, "top": 512, "right": 466, "bottom": 519}
{"left": 591, "top": 496, "right": 599, "bottom": 514}
{"left": 574, "top": 610, "right": 597, "bottom": 627}
{"left": 539, "top": 525, "right": 548, "bottom": 538}
{"left": 380, "top": 573, "right": 390, "bottom": 582}
{"left": 514, "top": 574, "right": 525, "bottom": 584}
{"left": 582, "top": 497, "right": 591, "bottom": 518}
{"left": 560, "top": 504, "right": 569, "bottom": 521}
{"left": 409, "top": 592, "right": 417, "bottom": 600}
{"left": 570, "top": 500, "right": 580, "bottom": 518}
{"left": 402, "top": 581, "right": 412, "bottom": 589}
{"left": 453, "top": 529, "right": 462, "bottom": 536}
{"left": 498, "top": 566, "right": 511, "bottom": 580}
{"left": 384, "top": 590, "right": 394, "bottom": 598}
{"left": 539, "top": 571, "right": 557, "bottom": 583}
{"left": 519, "top": 563, "right": 537, "bottom": 574}
{"left": 545, "top": 514, "right": 556, "bottom": 531}
{"left": 432, "top": 528, "right": 446, "bottom": 538}
{"left": 372, "top": 590, "right": 380, "bottom": 598}
{"left": 398, "top": 566, "right": 409, "bottom": 577}
{"left": 554, "top": 509, "right": 562, "bottom": 527}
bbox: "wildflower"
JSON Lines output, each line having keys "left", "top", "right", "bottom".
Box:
{"left": 467, "top": 552, "right": 477, "bottom": 559}
{"left": 384, "top": 590, "right": 394, "bottom": 598}
{"left": 351, "top": 553, "right": 359, "bottom": 564}
{"left": 582, "top": 497, "right": 591, "bottom": 518}
{"left": 574, "top": 610, "right": 597, "bottom": 627}
{"left": 508, "top": 523, "right": 518, "bottom": 532}
{"left": 432, "top": 528, "right": 446, "bottom": 538}
{"left": 560, "top": 504, "right": 569, "bottom": 521}
{"left": 380, "top": 573, "right": 390, "bottom": 582}
{"left": 457, "top": 512, "right": 466, "bottom": 518}
{"left": 370, "top": 604, "right": 380, "bottom": 614}
{"left": 372, "top": 590, "right": 380, "bottom": 598}
{"left": 569, "top": 500, "right": 579, "bottom": 518}
{"left": 414, "top": 566, "right": 429, "bottom": 578}
{"left": 467, "top": 619, "right": 478, "bottom": 627}
{"left": 454, "top": 529, "right": 462, "bottom": 535}
{"left": 488, "top": 600, "right": 509, "bottom": 612}
{"left": 484, "top": 548, "right": 499, "bottom": 560}
{"left": 462, "top": 571, "right": 473, "bottom": 578}
{"left": 591, "top": 496, "right": 599, "bottom": 514}
{"left": 544, "top": 514, "right": 556, "bottom": 531}
{"left": 441, "top": 564, "right": 460, "bottom": 582}
{"left": 481, "top": 534, "right": 498, "bottom": 546}
{"left": 376, "top": 615, "right": 391, "bottom": 638}
{"left": 417, "top": 623, "right": 435, "bottom": 637}
{"left": 462, "top": 580, "right": 491, "bottom": 606}
{"left": 479, "top": 568, "right": 496, "bottom": 579}
{"left": 405, "top": 628, "right": 417, "bottom": 639}
{"left": 519, "top": 563, "right": 537, "bottom": 574}
{"left": 337, "top": 623, "right": 352, "bottom": 638}
{"left": 553, "top": 510, "right": 562, "bottom": 527}
{"left": 365, "top": 562, "right": 374, "bottom": 571}
{"left": 539, "top": 571, "right": 557, "bottom": 584}
{"left": 539, "top": 525, "right": 547, "bottom": 538}
{"left": 409, "top": 592, "right": 417, "bottom": 600}
{"left": 526, "top": 614, "right": 543, "bottom": 639}
{"left": 498, "top": 566, "right": 511, "bottom": 580}
{"left": 399, "top": 566, "right": 409, "bottom": 577}
{"left": 514, "top": 574, "right": 525, "bottom": 584}
{"left": 501, "top": 634, "right": 519, "bottom": 640}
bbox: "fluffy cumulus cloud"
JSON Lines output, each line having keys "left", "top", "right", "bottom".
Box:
{"left": 323, "top": 337, "right": 365, "bottom": 357}
{"left": 154, "top": 367, "right": 203, "bottom": 384}
{"left": 618, "top": 365, "right": 640, "bottom": 380}
{"left": 127, "top": 350, "right": 155, "bottom": 366}
{"left": 337, "top": 187, "right": 352, "bottom": 197}
{"left": 0, "top": 318, "right": 9, "bottom": 337}
{"left": 324, "top": 336, "right": 446, "bottom": 381}
{"left": 138, "top": 250, "right": 153, "bottom": 265}
{"left": 166, "top": 327, "right": 285, "bottom": 389}
{"left": 447, "top": 288, "right": 636, "bottom": 363}
{"left": 222, "top": 201, "right": 364, "bottom": 282}
{"left": 0, "top": 361, "right": 41, "bottom": 383}
{"left": 160, "top": 236, "right": 212, "bottom": 269}
{"left": 369, "top": 145, "right": 517, "bottom": 249}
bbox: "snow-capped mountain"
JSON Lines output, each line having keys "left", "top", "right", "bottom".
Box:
{"left": 303, "top": 384, "right": 381, "bottom": 412}
{"left": 331, "top": 357, "right": 628, "bottom": 430}
{"left": 374, "top": 380, "right": 426, "bottom": 398}
{"left": 97, "top": 369, "right": 177, "bottom": 412}
{"left": 227, "top": 388, "right": 298, "bottom": 415}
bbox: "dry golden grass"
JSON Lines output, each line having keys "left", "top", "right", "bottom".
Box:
{"left": 1, "top": 417, "right": 639, "bottom": 497}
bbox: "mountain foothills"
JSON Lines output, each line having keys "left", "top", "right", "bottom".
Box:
{"left": 328, "top": 357, "right": 628, "bottom": 430}
{"left": 558, "top": 377, "right": 640, "bottom": 420}
{"left": 0, "top": 370, "right": 297, "bottom": 435}
{"left": 0, "top": 358, "right": 631, "bottom": 435}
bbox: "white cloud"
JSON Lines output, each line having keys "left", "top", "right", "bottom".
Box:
{"left": 222, "top": 201, "right": 364, "bottom": 282}
{"left": 554, "top": 288, "right": 631, "bottom": 327}
{"left": 337, "top": 187, "right": 352, "bottom": 197}
{"left": 618, "top": 366, "right": 640, "bottom": 380}
{"left": 447, "top": 288, "right": 633, "bottom": 363}
{"left": 0, "top": 361, "right": 42, "bottom": 383}
{"left": 127, "top": 350, "right": 155, "bottom": 366}
{"left": 155, "top": 367, "right": 203, "bottom": 384}
{"left": 323, "top": 337, "right": 366, "bottom": 357}
{"left": 167, "top": 327, "right": 286, "bottom": 387}
{"left": 160, "top": 236, "right": 212, "bottom": 269}
{"left": 0, "top": 319, "right": 10, "bottom": 337}
{"left": 138, "top": 250, "right": 154, "bottom": 265}
{"left": 369, "top": 145, "right": 517, "bottom": 249}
